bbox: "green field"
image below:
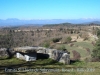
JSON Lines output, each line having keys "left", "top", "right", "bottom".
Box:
{"left": 0, "top": 58, "right": 100, "bottom": 75}
{"left": 55, "top": 41, "right": 94, "bottom": 60}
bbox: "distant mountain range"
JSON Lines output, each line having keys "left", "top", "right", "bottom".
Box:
{"left": 0, "top": 18, "right": 100, "bottom": 27}
{"left": 84, "top": 21, "right": 100, "bottom": 24}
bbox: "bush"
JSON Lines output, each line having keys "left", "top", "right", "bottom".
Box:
{"left": 66, "top": 36, "right": 72, "bottom": 43}
{"left": 72, "top": 61, "right": 86, "bottom": 67}
{"left": 43, "top": 42, "right": 50, "bottom": 48}
{"left": 91, "top": 57, "right": 100, "bottom": 62}
{"left": 52, "top": 37, "right": 61, "bottom": 43}
{"left": 84, "top": 57, "right": 92, "bottom": 62}
{"left": 49, "top": 44, "right": 56, "bottom": 49}
{"left": 97, "top": 29, "right": 100, "bottom": 37}
{"left": 91, "top": 38, "right": 100, "bottom": 59}
{"left": 79, "top": 32, "right": 89, "bottom": 41}
{"left": 85, "top": 48, "right": 91, "bottom": 55}
{"left": 91, "top": 41, "right": 95, "bottom": 46}
{"left": 83, "top": 37, "right": 89, "bottom": 41}
{"left": 56, "top": 45, "right": 66, "bottom": 50}
{"left": 70, "top": 43, "right": 74, "bottom": 47}
{"left": 72, "top": 50, "right": 81, "bottom": 60}
{"left": 61, "top": 36, "right": 72, "bottom": 44}
{"left": 67, "top": 36, "right": 72, "bottom": 42}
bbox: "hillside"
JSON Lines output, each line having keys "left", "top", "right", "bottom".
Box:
{"left": 0, "top": 23, "right": 100, "bottom": 75}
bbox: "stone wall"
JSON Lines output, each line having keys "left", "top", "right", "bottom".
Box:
{"left": 0, "top": 48, "right": 9, "bottom": 58}
{"left": 37, "top": 47, "right": 70, "bottom": 64}
{"left": 0, "top": 46, "right": 70, "bottom": 64}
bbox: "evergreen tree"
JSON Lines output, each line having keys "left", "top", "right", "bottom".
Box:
{"left": 91, "top": 38, "right": 100, "bottom": 58}
{"left": 92, "top": 29, "right": 100, "bottom": 59}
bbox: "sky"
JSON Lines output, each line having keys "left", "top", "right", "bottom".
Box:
{"left": 0, "top": 0, "right": 100, "bottom": 20}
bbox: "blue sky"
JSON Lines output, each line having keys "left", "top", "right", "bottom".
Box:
{"left": 0, "top": 0, "right": 100, "bottom": 20}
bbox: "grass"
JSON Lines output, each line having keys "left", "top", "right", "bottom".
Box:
{"left": 0, "top": 37, "right": 98, "bottom": 75}
{"left": 55, "top": 40, "right": 94, "bottom": 60}
{"left": 73, "top": 41, "right": 94, "bottom": 51}
{"left": 0, "top": 57, "right": 100, "bottom": 75}
{"left": 0, "top": 57, "right": 25, "bottom": 66}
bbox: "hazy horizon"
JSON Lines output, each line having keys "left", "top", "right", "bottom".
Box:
{"left": 0, "top": 18, "right": 100, "bottom": 20}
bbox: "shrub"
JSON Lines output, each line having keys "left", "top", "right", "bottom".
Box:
{"left": 91, "top": 41, "right": 95, "bottom": 46}
{"left": 61, "top": 36, "right": 72, "bottom": 44}
{"left": 66, "top": 36, "right": 72, "bottom": 43}
{"left": 84, "top": 57, "right": 92, "bottom": 62}
{"left": 72, "top": 61, "right": 86, "bottom": 67}
{"left": 97, "top": 29, "right": 100, "bottom": 37}
{"left": 91, "top": 38, "right": 100, "bottom": 59}
{"left": 85, "top": 48, "right": 91, "bottom": 55}
{"left": 52, "top": 37, "right": 61, "bottom": 43}
{"left": 49, "top": 44, "right": 56, "bottom": 49}
{"left": 56, "top": 45, "right": 66, "bottom": 50}
{"left": 83, "top": 37, "right": 89, "bottom": 41}
{"left": 60, "top": 45, "right": 66, "bottom": 50}
{"left": 72, "top": 50, "right": 81, "bottom": 60}
{"left": 80, "top": 32, "right": 89, "bottom": 41}
{"left": 91, "top": 57, "right": 100, "bottom": 62}
{"left": 70, "top": 43, "right": 74, "bottom": 47}
{"left": 43, "top": 42, "right": 50, "bottom": 48}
